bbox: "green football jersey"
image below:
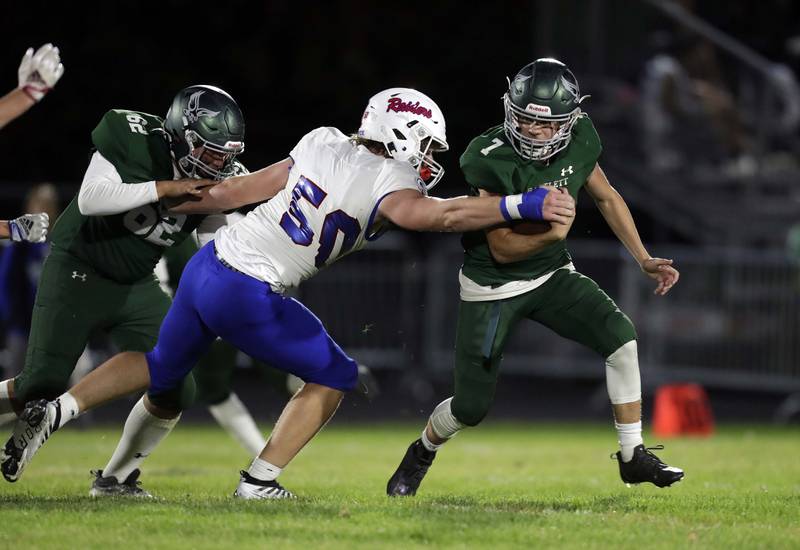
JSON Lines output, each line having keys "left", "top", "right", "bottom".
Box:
{"left": 459, "top": 115, "right": 602, "bottom": 286}
{"left": 50, "top": 109, "right": 206, "bottom": 284}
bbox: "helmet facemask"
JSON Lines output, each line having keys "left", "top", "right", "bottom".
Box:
{"left": 388, "top": 121, "right": 448, "bottom": 191}
{"left": 503, "top": 94, "right": 580, "bottom": 162}
{"left": 176, "top": 129, "right": 244, "bottom": 180}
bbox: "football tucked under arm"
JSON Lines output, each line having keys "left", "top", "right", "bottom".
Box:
{"left": 510, "top": 220, "right": 552, "bottom": 235}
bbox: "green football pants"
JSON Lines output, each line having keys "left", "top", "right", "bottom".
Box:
{"left": 13, "top": 250, "right": 194, "bottom": 408}
{"left": 451, "top": 269, "right": 637, "bottom": 426}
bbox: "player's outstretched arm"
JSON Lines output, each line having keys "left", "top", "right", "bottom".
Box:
{"left": 0, "top": 44, "right": 64, "bottom": 130}
{"left": 0, "top": 213, "right": 49, "bottom": 242}
{"left": 166, "top": 158, "right": 293, "bottom": 214}
{"left": 378, "top": 186, "right": 575, "bottom": 233}
{"left": 585, "top": 163, "right": 679, "bottom": 295}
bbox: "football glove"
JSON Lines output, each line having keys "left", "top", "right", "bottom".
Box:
{"left": 9, "top": 213, "right": 49, "bottom": 243}
{"left": 18, "top": 44, "right": 65, "bottom": 102}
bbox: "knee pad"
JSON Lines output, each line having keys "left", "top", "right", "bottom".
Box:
{"left": 605, "top": 340, "right": 641, "bottom": 404}
{"left": 429, "top": 397, "right": 465, "bottom": 439}
{"left": 147, "top": 373, "right": 197, "bottom": 412}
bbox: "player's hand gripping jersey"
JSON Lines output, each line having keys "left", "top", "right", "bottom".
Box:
{"left": 459, "top": 116, "right": 601, "bottom": 286}
{"left": 48, "top": 110, "right": 207, "bottom": 283}
{"left": 215, "top": 127, "right": 424, "bottom": 292}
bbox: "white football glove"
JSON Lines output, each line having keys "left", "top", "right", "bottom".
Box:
{"left": 9, "top": 213, "right": 49, "bottom": 243}
{"left": 18, "top": 43, "right": 65, "bottom": 102}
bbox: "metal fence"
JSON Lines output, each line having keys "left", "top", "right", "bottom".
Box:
{"left": 299, "top": 236, "right": 800, "bottom": 393}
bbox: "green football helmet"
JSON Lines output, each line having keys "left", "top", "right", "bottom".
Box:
{"left": 164, "top": 85, "right": 245, "bottom": 180}
{"left": 503, "top": 58, "right": 588, "bottom": 161}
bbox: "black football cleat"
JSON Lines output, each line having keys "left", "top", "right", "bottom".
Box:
{"left": 386, "top": 438, "right": 436, "bottom": 497}
{"left": 615, "top": 444, "right": 684, "bottom": 488}
{"left": 89, "top": 468, "right": 152, "bottom": 498}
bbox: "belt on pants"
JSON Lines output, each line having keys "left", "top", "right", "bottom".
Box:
{"left": 213, "top": 244, "right": 247, "bottom": 276}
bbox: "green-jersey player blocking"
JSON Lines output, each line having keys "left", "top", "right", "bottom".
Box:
{"left": 0, "top": 85, "right": 244, "bottom": 482}
{"left": 388, "top": 58, "right": 684, "bottom": 495}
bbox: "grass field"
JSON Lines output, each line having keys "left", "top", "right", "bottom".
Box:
{"left": 0, "top": 422, "right": 798, "bottom": 549}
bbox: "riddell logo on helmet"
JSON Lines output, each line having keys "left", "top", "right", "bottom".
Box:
{"left": 525, "top": 103, "right": 552, "bottom": 115}
{"left": 386, "top": 98, "right": 432, "bottom": 118}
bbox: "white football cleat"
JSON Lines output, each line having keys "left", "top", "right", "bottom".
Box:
{"left": 233, "top": 470, "right": 295, "bottom": 499}
{"left": 1, "top": 399, "right": 61, "bottom": 482}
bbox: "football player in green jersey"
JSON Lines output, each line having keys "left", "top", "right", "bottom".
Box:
{"left": 387, "top": 58, "right": 684, "bottom": 495}
{"left": 0, "top": 43, "right": 64, "bottom": 130}
{"left": 0, "top": 84, "right": 248, "bottom": 486}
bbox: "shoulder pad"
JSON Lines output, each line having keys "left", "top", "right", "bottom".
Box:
{"left": 91, "top": 110, "right": 172, "bottom": 183}
{"left": 571, "top": 115, "right": 602, "bottom": 161}
{"left": 460, "top": 129, "right": 515, "bottom": 194}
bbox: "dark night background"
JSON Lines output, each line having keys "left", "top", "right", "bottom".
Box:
{"left": 2, "top": 0, "right": 800, "bottom": 423}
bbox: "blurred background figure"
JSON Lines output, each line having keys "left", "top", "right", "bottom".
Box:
{"left": 640, "top": 32, "right": 753, "bottom": 174}
{"left": 0, "top": 184, "right": 61, "bottom": 378}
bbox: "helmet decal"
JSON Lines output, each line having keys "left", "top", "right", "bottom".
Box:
{"left": 386, "top": 97, "right": 433, "bottom": 119}
{"left": 560, "top": 75, "right": 580, "bottom": 102}
{"left": 525, "top": 103, "right": 552, "bottom": 115}
{"left": 184, "top": 90, "right": 221, "bottom": 123}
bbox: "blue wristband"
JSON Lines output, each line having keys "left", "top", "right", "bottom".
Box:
{"left": 499, "top": 198, "right": 513, "bottom": 222}
{"left": 518, "top": 187, "right": 549, "bottom": 221}
{"left": 8, "top": 219, "right": 22, "bottom": 242}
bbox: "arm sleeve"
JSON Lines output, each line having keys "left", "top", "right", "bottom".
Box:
{"left": 77, "top": 151, "right": 159, "bottom": 216}
{"left": 196, "top": 212, "right": 245, "bottom": 247}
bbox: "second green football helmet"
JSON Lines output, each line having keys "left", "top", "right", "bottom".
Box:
{"left": 503, "top": 58, "right": 588, "bottom": 161}
{"left": 165, "top": 85, "right": 245, "bottom": 180}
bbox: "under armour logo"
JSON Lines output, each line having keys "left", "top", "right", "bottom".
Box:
{"left": 561, "top": 165, "right": 574, "bottom": 177}
{"left": 71, "top": 271, "right": 87, "bottom": 282}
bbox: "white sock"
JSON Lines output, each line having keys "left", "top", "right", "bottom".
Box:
{"left": 55, "top": 392, "right": 81, "bottom": 428}
{"left": 615, "top": 421, "right": 643, "bottom": 462}
{"left": 208, "top": 393, "right": 266, "bottom": 456}
{"left": 248, "top": 457, "right": 282, "bottom": 481}
{"left": 103, "top": 396, "right": 180, "bottom": 481}
{"left": 0, "top": 379, "right": 15, "bottom": 417}
{"left": 420, "top": 428, "right": 442, "bottom": 452}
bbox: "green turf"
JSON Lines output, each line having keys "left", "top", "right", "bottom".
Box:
{"left": 1, "top": 422, "right": 798, "bottom": 549}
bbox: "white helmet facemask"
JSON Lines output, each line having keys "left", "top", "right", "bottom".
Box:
{"left": 358, "top": 87, "right": 449, "bottom": 191}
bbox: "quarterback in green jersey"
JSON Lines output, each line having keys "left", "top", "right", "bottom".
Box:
{"left": 387, "top": 58, "right": 684, "bottom": 495}
{"left": 0, "top": 84, "right": 246, "bottom": 484}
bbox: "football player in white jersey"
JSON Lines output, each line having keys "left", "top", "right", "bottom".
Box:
{"left": 2, "top": 88, "right": 576, "bottom": 498}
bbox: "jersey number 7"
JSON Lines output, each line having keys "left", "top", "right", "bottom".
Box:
{"left": 280, "top": 176, "right": 361, "bottom": 267}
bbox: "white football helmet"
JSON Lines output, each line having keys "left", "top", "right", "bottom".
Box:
{"left": 358, "top": 87, "right": 448, "bottom": 191}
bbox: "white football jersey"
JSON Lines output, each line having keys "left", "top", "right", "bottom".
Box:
{"left": 214, "top": 127, "right": 424, "bottom": 292}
